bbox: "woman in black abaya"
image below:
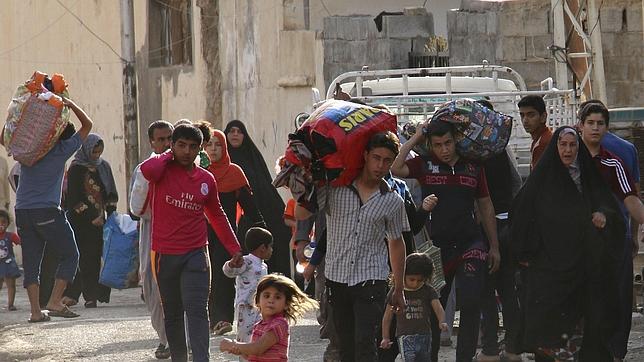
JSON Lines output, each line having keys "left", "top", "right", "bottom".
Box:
{"left": 224, "top": 120, "right": 292, "bottom": 276}
{"left": 510, "top": 126, "right": 624, "bottom": 361}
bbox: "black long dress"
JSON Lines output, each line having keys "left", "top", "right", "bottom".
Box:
{"left": 63, "top": 164, "right": 116, "bottom": 303}
{"left": 208, "top": 186, "right": 264, "bottom": 326}
{"left": 224, "top": 120, "right": 293, "bottom": 277}
{"left": 510, "top": 126, "right": 624, "bottom": 361}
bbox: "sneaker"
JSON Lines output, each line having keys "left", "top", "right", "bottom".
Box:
{"left": 154, "top": 344, "right": 171, "bottom": 359}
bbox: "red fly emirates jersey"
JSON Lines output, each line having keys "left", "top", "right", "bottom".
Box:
{"left": 141, "top": 152, "right": 241, "bottom": 255}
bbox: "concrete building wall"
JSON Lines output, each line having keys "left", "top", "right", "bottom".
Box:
{"left": 307, "top": 0, "right": 455, "bottom": 37}
{"left": 133, "top": 0, "right": 212, "bottom": 158}
{"left": 447, "top": 0, "right": 644, "bottom": 108}
{"left": 322, "top": 12, "right": 436, "bottom": 87}
{"left": 218, "top": 0, "right": 324, "bottom": 177}
{"left": 0, "top": 0, "right": 128, "bottom": 212}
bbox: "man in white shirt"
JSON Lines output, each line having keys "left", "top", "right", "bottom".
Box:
{"left": 129, "top": 120, "right": 173, "bottom": 360}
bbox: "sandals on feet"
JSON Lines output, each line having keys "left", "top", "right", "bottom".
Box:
{"left": 7, "top": 305, "right": 17, "bottom": 311}
{"left": 28, "top": 312, "right": 51, "bottom": 323}
{"left": 48, "top": 306, "right": 80, "bottom": 318}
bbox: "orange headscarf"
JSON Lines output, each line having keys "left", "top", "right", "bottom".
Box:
{"left": 208, "top": 130, "right": 249, "bottom": 193}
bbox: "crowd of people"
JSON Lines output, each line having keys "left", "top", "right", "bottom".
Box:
{"left": 0, "top": 93, "right": 642, "bottom": 362}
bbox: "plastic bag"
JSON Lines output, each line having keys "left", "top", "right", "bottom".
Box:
{"left": 3, "top": 71, "right": 70, "bottom": 166}
{"left": 99, "top": 213, "right": 139, "bottom": 290}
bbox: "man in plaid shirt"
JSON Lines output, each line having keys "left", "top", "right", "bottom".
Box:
{"left": 297, "top": 131, "right": 409, "bottom": 361}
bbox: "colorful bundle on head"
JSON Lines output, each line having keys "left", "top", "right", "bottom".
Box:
{"left": 3, "top": 71, "right": 71, "bottom": 166}
{"left": 429, "top": 98, "right": 513, "bottom": 161}
{"left": 285, "top": 99, "right": 397, "bottom": 187}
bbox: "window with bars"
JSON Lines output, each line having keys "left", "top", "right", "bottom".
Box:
{"left": 148, "top": 0, "right": 193, "bottom": 67}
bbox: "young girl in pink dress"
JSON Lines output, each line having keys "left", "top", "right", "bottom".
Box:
{"left": 220, "top": 274, "right": 318, "bottom": 361}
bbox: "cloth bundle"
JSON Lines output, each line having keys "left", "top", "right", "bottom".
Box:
{"left": 274, "top": 100, "right": 397, "bottom": 203}
{"left": 428, "top": 99, "right": 513, "bottom": 161}
{"left": 99, "top": 213, "right": 139, "bottom": 289}
{"left": 3, "top": 71, "right": 71, "bottom": 166}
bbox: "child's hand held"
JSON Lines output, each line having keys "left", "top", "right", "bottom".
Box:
{"left": 439, "top": 322, "right": 449, "bottom": 332}
{"left": 219, "top": 338, "right": 234, "bottom": 352}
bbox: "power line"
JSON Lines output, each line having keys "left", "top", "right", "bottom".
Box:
{"left": 0, "top": 0, "right": 80, "bottom": 57}
{"left": 588, "top": 0, "right": 605, "bottom": 37}
{"left": 0, "top": 56, "right": 121, "bottom": 66}
{"left": 320, "top": 0, "right": 332, "bottom": 16}
{"left": 55, "top": 0, "right": 126, "bottom": 62}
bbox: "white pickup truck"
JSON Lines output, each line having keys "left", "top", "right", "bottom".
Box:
{"left": 318, "top": 64, "right": 579, "bottom": 177}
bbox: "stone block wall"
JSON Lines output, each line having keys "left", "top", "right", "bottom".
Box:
{"left": 447, "top": 0, "right": 644, "bottom": 108}
{"left": 600, "top": 0, "right": 644, "bottom": 107}
{"left": 448, "top": 0, "right": 554, "bottom": 90}
{"left": 322, "top": 12, "right": 434, "bottom": 88}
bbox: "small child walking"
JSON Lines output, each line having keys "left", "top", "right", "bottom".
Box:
{"left": 380, "top": 253, "right": 448, "bottom": 361}
{"left": 220, "top": 273, "right": 318, "bottom": 361}
{"left": 223, "top": 227, "right": 273, "bottom": 343}
{"left": 0, "top": 210, "right": 21, "bottom": 311}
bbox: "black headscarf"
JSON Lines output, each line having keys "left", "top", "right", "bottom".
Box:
{"left": 510, "top": 126, "right": 624, "bottom": 357}
{"left": 224, "top": 120, "right": 292, "bottom": 276}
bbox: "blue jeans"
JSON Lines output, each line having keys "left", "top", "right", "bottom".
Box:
{"left": 398, "top": 334, "right": 431, "bottom": 361}
{"left": 15, "top": 208, "right": 79, "bottom": 288}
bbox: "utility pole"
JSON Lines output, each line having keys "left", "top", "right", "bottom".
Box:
{"left": 551, "top": 0, "right": 607, "bottom": 103}
{"left": 120, "top": 0, "right": 139, "bottom": 203}
{"left": 586, "top": 0, "right": 607, "bottom": 104}
{"left": 551, "top": 0, "right": 569, "bottom": 89}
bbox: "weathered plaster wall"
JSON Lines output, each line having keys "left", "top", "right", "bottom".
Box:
{"left": 218, "top": 0, "right": 323, "bottom": 175}
{"left": 0, "top": 0, "right": 128, "bottom": 212}
{"left": 133, "top": 0, "right": 210, "bottom": 159}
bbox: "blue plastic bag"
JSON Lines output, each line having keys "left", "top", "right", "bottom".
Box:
{"left": 99, "top": 213, "right": 139, "bottom": 289}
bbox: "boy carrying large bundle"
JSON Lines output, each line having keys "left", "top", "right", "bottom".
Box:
{"left": 1, "top": 72, "right": 93, "bottom": 322}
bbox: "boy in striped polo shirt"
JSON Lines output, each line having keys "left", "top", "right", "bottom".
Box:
{"left": 578, "top": 101, "right": 644, "bottom": 362}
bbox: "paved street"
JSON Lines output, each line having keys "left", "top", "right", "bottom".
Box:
{"left": 1, "top": 281, "right": 644, "bottom": 361}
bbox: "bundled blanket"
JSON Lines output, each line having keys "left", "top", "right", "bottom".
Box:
{"left": 274, "top": 100, "right": 397, "bottom": 205}
{"left": 3, "top": 71, "right": 71, "bottom": 166}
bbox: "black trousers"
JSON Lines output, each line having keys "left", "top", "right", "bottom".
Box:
{"left": 64, "top": 218, "right": 110, "bottom": 303}
{"left": 431, "top": 246, "right": 489, "bottom": 362}
{"left": 610, "top": 237, "right": 633, "bottom": 359}
{"left": 154, "top": 247, "right": 211, "bottom": 362}
{"left": 480, "top": 220, "right": 521, "bottom": 354}
{"left": 327, "top": 279, "right": 387, "bottom": 362}
{"left": 207, "top": 226, "right": 235, "bottom": 326}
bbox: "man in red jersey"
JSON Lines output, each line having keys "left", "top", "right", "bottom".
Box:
{"left": 141, "top": 124, "right": 243, "bottom": 362}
